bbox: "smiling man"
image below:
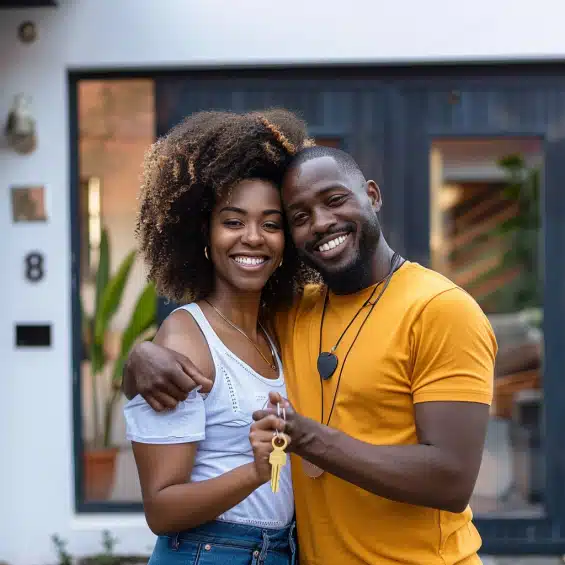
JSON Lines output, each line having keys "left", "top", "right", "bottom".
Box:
{"left": 123, "top": 145, "right": 497, "bottom": 565}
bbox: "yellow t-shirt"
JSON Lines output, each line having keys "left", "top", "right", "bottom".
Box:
{"left": 275, "top": 261, "right": 497, "bottom": 565}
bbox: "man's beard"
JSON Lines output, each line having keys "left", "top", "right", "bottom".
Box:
{"left": 300, "top": 214, "right": 382, "bottom": 295}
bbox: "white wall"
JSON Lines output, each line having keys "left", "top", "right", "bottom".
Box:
{"left": 2, "top": 1, "right": 565, "bottom": 564}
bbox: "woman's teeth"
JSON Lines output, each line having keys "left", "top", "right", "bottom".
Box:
{"left": 233, "top": 256, "right": 267, "bottom": 266}
{"left": 318, "top": 234, "right": 348, "bottom": 252}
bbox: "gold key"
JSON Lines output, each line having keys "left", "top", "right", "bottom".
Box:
{"left": 270, "top": 434, "right": 288, "bottom": 493}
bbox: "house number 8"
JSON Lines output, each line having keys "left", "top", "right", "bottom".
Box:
{"left": 24, "top": 251, "right": 45, "bottom": 283}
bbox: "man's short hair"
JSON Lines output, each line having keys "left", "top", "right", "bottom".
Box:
{"left": 288, "top": 145, "right": 366, "bottom": 184}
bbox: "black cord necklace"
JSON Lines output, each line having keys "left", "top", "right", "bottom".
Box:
{"left": 317, "top": 252, "right": 402, "bottom": 383}
{"left": 302, "top": 252, "right": 404, "bottom": 480}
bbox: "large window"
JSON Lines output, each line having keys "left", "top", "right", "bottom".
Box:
{"left": 430, "top": 138, "right": 544, "bottom": 518}
{"left": 70, "top": 73, "right": 563, "bottom": 545}
{"left": 75, "top": 79, "right": 155, "bottom": 509}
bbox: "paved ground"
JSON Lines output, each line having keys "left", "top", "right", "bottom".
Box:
{"left": 482, "top": 556, "right": 564, "bottom": 564}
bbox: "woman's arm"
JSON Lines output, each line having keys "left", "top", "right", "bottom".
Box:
{"left": 133, "top": 441, "right": 264, "bottom": 534}
{"left": 129, "top": 309, "right": 268, "bottom": 534}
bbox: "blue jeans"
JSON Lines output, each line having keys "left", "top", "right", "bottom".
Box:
{"left": 148, "top": 520, "right": 297, "bottom": 565}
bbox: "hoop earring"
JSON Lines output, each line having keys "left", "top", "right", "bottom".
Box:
{"left": 204, "top": 246, "right": 209, "bottom": 260}
{"left": 279, "top": 259, "right": 283, "bottom": 268}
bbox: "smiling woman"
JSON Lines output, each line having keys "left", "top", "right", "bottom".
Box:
{"left": 208, "top": 179, "right": 286, "bottom": 298}
{"left": 136, "top": 109, "right": 317, "bottom": 311}
{"left": 124, "top": 109, "right": 318, "bottom": 564}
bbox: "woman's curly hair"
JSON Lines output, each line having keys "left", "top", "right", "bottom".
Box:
{"left": 136, "top": 108, "right": 319, "bottom": 312}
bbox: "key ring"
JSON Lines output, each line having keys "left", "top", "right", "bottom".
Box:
{"left": 274, "top": 402, "right": 286, "bottom": 439}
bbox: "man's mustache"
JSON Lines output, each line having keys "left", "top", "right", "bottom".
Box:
{"left": 304, "top": 223, "right": 355, "bottom": 254}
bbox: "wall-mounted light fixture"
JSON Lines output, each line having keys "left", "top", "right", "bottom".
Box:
{"left": 4, "top": 93, "right": 37, "bottom": 155}
{"left": 17, "top": 20, "right": 37, "bottom": 44}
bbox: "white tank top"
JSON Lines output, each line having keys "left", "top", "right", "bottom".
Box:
{"left": 124, "top": 302, "right": 294, "bottom": 529}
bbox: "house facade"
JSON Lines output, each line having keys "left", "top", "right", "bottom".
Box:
{"left": 2, "top": 1, "right": 565, "bottom": 563}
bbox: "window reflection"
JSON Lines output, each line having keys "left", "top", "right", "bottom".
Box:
{"left": 430, "top": 138, "right": 544, "bottom": 517}
{"left": 78, "top": 79, "right": 156, "bottom": 504}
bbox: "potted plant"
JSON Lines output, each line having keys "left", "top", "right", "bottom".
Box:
{"left": 81, "top": 227, "right": 157, "bottom": 501}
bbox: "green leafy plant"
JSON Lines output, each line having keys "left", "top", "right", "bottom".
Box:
{"left": 50, "top": 530, "right": 149, "bottom": 565}
{"left": 86, "top": 530, "right": 118, "bottom": 565}
{"left": 496, "top": 154, "right": 542, "bottom": 310}
{"left": 101, "top": 531, "right": 118, "bottom": 555}
{"left": 473, "top": 154, "right": 542, "bottom": 317}
{"left": 51, "top": 534, "right": 72, "bottom": 565}
{"left": 82, "top": 227, "right": 157, "bottom": 448}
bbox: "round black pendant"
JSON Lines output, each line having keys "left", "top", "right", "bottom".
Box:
{"left": 317, "top": 351, "right": 338, "bottom": 380}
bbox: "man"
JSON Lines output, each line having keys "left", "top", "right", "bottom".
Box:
{"left": 123, "top": 145, "right": 497, "bottom": 565}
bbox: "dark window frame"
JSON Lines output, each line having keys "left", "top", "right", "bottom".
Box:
{"left": 408, "top": 130, "right": 564, "bottom": 553}
{"left": 70, "top": 73, "right": 153, "bottom": 513}
{"left": 69, "top": 65, "right": 565, "bottom": 554}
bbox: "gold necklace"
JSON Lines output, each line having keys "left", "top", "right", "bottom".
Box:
{"left": 203, "top": 299, "right": 277, "bottom": 371}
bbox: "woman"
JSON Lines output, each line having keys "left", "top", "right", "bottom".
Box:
{"left": 124, "top": 109, "right": 316, "bottom": 565}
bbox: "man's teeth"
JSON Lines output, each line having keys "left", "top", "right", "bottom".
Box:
{"left": 318, "top": 234, "right": 348, "bottom": 252}
{"left": 234, "top": 256, "right": 267, "bottom": 266}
